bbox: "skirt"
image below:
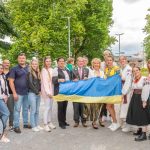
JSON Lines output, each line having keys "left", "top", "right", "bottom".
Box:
{"left": 126, "top": 93, "right": 150, "bottom": 126}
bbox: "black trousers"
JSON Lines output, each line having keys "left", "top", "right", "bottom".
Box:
{"left": 7, "top": 94, "right": 14, "bottom": 126}
{"left": 57, "top": 101, "right": 68, "bottom": 126}
{"left": 73, "top": 102, "right": 86, "bottom": 123}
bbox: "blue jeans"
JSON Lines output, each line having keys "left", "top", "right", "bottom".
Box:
{"left": 13, "top": 95, "right": 29, "bottom": 128}
{"left": 28, "top": 92, "right": 40, "bottom": 128}
{"left": 0, "top": 99, "right": 10, "bottom": 129}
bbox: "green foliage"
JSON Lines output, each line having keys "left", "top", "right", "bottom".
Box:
{"left": 141, "top": 68, "right": 148, "bottom": 76}
{"left": 144, "top": 8, "right": 150, "bottom": 59}
{"left": 6, "top": 0, "right": 114, "bottom": 64}
{"left": 0, "top": 3, "right": 16, "bottom": 56}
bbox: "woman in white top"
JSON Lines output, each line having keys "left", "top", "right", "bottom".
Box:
{"left": 41, "top": 56, "right": 56, "bottom": 132}
{"left": 89, "top": 58, "right": 105, "bottom": 129}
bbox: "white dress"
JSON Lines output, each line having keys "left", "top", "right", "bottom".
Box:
{"left": 120, "top": 64, "right": 132, "bottom": 119}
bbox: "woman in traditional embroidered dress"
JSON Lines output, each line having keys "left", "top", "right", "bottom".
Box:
{"left": 126, "top": 66, "right": 150, "bottom": 141}
{"left": 89, "top": 58, "right": 105, "bottom": 129}
{"left": 105, "top": 56, "right": 121, "bottom": 131}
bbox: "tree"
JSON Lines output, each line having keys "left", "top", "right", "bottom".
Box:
{"left": 144, "top": 8, "right": 150, "bottom": 59}
{"left": 0, "top": 2, "right": 16, "bottom": 57}
{"left": 7, "top": 0, "right": 115, "bottom": 63}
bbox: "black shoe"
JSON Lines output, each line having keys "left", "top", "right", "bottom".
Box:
{"left": 133, "top": 128, "right": 142, "bottom": 136}
{"left": 65, "top": 122, "right": 70, "bottom": 126}
{"left": 14, "top": 127, "right": 21, "bottom": 133}
{"left": 59, "top": 125, "right": 66, "bottom": 129}
{"left": 23, "top": 124, "right": 32, "bottom": 129}
{"left": 135, "top": 132, "right": 147, "bottom": 141}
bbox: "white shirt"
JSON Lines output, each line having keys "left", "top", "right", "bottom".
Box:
{"left": 132, "top": 76, "right": 145, "bottom": 90}
{"left": 89, "top": 69, "right": 105, "bottom": 78}
{"left": 141, "top": 76, "right": 150, "bottom": 102}
{"left": 121, "top": 64, "right": 132, "bottom": 95}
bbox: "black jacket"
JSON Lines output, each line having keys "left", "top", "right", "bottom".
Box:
{"left": 52, "top": 67, "right": 71, "bottom": 96}
{"left": 72, "top": 67, "right": 89, "bottom": 80}
{"left": 27, "top": 72, "right": 41, "bottom": 95}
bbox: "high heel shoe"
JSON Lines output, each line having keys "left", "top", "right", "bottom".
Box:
{"left": 92, "top": 122, "right": 98, "bottom": 129}
{"left": 99, "top": 120, "right": 105, "bottom": 127}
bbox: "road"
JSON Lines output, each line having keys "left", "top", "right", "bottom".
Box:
{"left": 0, "top": 102, "right": 149, "bottom": 150}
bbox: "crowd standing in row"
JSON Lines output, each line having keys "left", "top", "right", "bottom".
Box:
{"left": 0, "top": 50, "right": 150, "bottom": 143}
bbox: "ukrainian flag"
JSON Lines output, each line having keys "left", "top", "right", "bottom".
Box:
{"left": 54, "top": 74, "right": 122, "bottom": 104}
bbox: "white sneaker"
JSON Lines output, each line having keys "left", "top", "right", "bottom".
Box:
{"left": 122, "top": 127, "right": 131, "bottom": 132}
{"left": 108, "top": 123, "right": 114, "bottom": 129}
{"left": 110, "top": 123, "right": 120, "bottom": 131}
{"left": 32, "top": 127, "right": 40, "bottom": 132}
{"left": 37, "top": 126, "right": 43, "bottom": 130}
{"left": 0, "top": 136, "right": 10, "bottom": 143}
{"left": 44, "top": 125, "right": 51, "bottom": 132}
{"left": 48, "top": 123, "right": 56, "bottom": 129}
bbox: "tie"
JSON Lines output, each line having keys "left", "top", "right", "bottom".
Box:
{"left": 78, "top": 68, "right": 82, "bottom": 79}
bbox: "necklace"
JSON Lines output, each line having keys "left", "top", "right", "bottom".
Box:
{"left": 134, "top": 76, "right": 141, "bottom": 83}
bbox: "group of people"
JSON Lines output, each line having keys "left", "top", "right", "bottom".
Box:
{"left": 0, "top": 50, "right": 150, "bottom": 143}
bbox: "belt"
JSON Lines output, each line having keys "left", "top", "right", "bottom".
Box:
{"left": 133, "top": 89, "right": 142, "bottom": 94}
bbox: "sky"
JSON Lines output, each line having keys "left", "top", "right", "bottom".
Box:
{"left": 110, "top": 0, "right": 150, "bottom": 56}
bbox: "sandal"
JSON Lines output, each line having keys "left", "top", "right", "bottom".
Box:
{"left": 99, "top": 120, "right": 105, "bottom": 127}
{"left": 0, "top": 135, "right": 10, "bottom": 143}
{"left": 92, "top": 122, "right": 98, "bottom": 129}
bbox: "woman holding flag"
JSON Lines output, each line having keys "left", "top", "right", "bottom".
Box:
{"left": 105, "top": 56, "right": 121, "bottom": 131}
{"left": 89, "top": 58, "right": 105, "bottom": 129}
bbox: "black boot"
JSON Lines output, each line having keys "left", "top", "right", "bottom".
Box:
{"left": 135, "top": 132, "right": 147, "bottom": 141}
{"left": 133, "top": 128, "right": 142, "bottom": 136}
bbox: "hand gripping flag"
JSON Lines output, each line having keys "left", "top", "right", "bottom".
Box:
{"left": 54, "top": 74, "right": 122, "bottom": 104}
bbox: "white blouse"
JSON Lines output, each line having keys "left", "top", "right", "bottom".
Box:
{"left": 88, "top": 69, "right": 105, "bottom": 79}
{"left": 131, "top": 76, "right": 145, "bottom": 90}
{"left": 141, "top": 76, "right": 150, "bottom": 102}
{"left": 121, "top": 64, "right": 132, "bottom": 95}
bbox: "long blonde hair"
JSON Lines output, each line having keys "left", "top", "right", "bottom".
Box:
{"left": 30, "top": 59, "right": 40, "bottom": 79}
{"left": 43, "top": 56, "right": 51, "bottom": 68}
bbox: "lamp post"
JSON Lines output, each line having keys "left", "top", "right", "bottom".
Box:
{"left": 63, "top": 17, "right": 71, "bottom": 58}
{"left": 115, "top": 33, "right": 124, "bottom": 57}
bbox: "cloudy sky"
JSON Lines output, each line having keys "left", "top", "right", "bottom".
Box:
{"left": 110, "top": 0, "right": 150, "bottom": 56}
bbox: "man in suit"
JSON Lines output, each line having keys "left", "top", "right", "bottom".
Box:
{"left": 72, "top": 57, "right": 89, "bottom": 127}
{"left": 52, "top": 57, "right": 71, "bottom": 129}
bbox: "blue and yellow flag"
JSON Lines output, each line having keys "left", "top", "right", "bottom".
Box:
{"left": 54, "top": 74, "right": 122, "bottom": 104}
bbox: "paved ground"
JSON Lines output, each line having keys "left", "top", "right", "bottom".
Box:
{"left": 0, "top": 102, "right": 150, "bottom": 150}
